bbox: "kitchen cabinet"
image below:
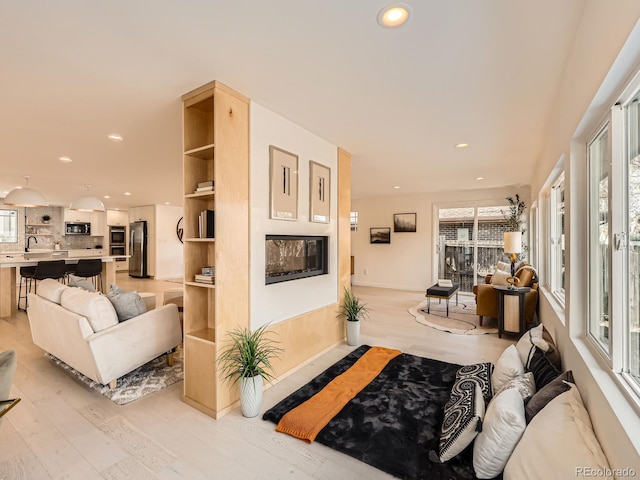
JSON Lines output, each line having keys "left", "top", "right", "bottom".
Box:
{"left": 106, "top": 209, "right": 128, "bottom": 226}
{"left": 91, "top": 212, "right": 106, "bottom": 236}
{"left": 63, "top": 209, "right": 106, "bottom": 236}
{"left": 64, "top": 209, "right": 92, "bottom": 223}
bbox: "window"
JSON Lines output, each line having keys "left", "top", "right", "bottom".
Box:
{"left": 550, "top": 173, "right": 565, "bottom": 302}
{"left": 350, "top": 211, "right": 358, "bottom": 232}
{"left": 588, "top": 124, "right": 611, "bottom": 355}
{"left": 0, "top": 209, "right": 18, "bottom": 243}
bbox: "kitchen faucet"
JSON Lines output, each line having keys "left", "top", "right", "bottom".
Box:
{"left": 26, "top": 236, "right": 37, "bottom": 252}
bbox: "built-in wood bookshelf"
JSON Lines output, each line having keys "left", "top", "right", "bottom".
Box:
{"left": 181, "top": 81, "right": 250, "bottom": 418}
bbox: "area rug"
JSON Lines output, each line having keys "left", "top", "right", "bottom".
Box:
{"left": 45, "top": 347, "right": 183, "bottom": 405}
{"left": 408, "top": 300, "right": 498, "bottom": 335}
{"left": 263, "top": 345, "right": 477, "bottom": 480}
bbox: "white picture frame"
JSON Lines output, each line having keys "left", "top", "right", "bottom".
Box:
{"left": 309, "top": 161, "right": 330, "bottom": 223}
{"left": 269, "top": 145, "right": 299, "bottom": 220}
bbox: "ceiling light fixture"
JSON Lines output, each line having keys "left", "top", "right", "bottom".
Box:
{"left": 70, "top": 184, "right": 105, "bottom": 212}
{"left": 455, "top": 143, "right": 469, "bottom": 149}
{"left": 393, "top": 185, "right": 401, "bottom": 189}
{"left": 377, "top": 4, "right": 412, "bottom": 28}
{"left": 476, "top": 176, "right": 485, "bottom": 181}
{"left": 59, "top": 156, "right": 72, "bottom": 163}
{"left": 124, "top": 192, "right": 132, "bottom": 196}
{"left": 108, "top": 134, "right": 123, "bottom": 142}
{"left": 103, "top": 195, "right": 111, "bottom": 199}
{"left": 3, "top": 176, "right": 48, "bottom": 207}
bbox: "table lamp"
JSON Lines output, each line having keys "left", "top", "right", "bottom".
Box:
{"left": 503, "top": 231, "right": 522, "bottom": 277}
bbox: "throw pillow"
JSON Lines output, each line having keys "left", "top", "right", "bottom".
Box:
{"left": 68, "top": 274, "right": 97, "bottom": 292}
{"left": 456, "top": 362, "right": 494, "bottom": 404}
{"left": 527, "top": 347, "right": 561, "bottom": 391}
{"left": 490, "top": 269, "right": 511, "bottom": 286}
{"left": 525, "top": 370, "right": 574, "bottom": 423}
{"left": 106, "top": 284, "right": 147, "bottom": 322}
{"left": 432, "top": 377, "right": 485, "bottom": 462}
{"left": 496, "top": 261, "right": 511, "bottom": 273}
{"left": 515, "top": 324, "right": 550, "bottom": 368}
{"left": 505, "top": 383, "right": 612, "bottom": 480}
{"left": 473, "top": 387, "right": 527, "bottom": 479}
{"left": 491, "top": 345, "right": 525, "bottom": 393}
{"left": 494, "top": 372, "right": 536, "bottom": 401}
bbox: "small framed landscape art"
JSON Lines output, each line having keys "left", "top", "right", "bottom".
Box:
{"left": 393, "top": 213, "right": 416, "bottom": 232}
{"left": 370, "top": 227, "right": 391, "bottom": 244}
{"left": 269, "top": 145, "right": 299, "bottom": 220}
{"left": 309, "top": 161, "right": 331, "bottom": 223}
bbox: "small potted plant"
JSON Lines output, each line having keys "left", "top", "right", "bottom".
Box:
{"left": 337, "top": 287, "right": 369, "bottom": 346}
{"left": 218, "top": 324, "right": 283, "bottom": 418}
{"left": 42, "top": 214, "right": 51, "bottom": 224}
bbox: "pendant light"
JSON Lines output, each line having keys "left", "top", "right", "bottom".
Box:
{"left": 69, "top": 184, "right": 105, "bottom": 212}
{"left": 3, "top": 176, "right": 48, "bottom": 207}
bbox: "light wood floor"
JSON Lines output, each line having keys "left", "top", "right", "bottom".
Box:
{"left": 0, "top": 276, "right": 513, "bottom": 480}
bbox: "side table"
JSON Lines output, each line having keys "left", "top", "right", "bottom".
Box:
{"left": 494, "top": 285, "right": 531, "bottom": 338}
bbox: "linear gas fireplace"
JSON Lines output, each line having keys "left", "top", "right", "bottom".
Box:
{"left": 265, "top": 235, "right": 328, "bottom": 284}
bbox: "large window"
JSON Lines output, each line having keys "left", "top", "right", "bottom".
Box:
{"left": 587, "top": 74, "right": 640, "bottom": 393}
{"left": 549, "top": 173, "right": 565, "bottom": 302}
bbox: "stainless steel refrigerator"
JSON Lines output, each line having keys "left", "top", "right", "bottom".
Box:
{"left": 129, "top": 220, "right": 148, "bottom": 278}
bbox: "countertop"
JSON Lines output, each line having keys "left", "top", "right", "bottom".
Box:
{"left": 0, "top": 253, "right": 128, "bottom": 267}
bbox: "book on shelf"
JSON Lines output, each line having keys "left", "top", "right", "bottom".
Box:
{"left": 198, "top": 180, "right": 214, "bottom": 188}
{"left": 194, "top": 274, "right": 215, "bottom": 284}
{"left": 198, "top": 210, "right": 215, "bottom": 238}
{"left": 195, "top": 186, "right": 214, "bottom": 192}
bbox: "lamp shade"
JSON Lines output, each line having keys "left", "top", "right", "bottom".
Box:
{"left": 69, "top": 195, "right": 105, "bottom": 212}
{"left": 3, "top": 187, "right": 48, "bottom": 207}
{"left": 503, "top": 231, "right": 522, "bottom": 254}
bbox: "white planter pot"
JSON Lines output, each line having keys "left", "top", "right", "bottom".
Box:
{"left": 239, "top": 375, "right": 263, "bottom": 418}
{"left": 346, "top": 320, "right": 360, "bottom": 346}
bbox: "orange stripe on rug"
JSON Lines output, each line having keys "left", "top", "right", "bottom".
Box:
{"left": 276, "top": 346, "right": 402, "bottom": 443}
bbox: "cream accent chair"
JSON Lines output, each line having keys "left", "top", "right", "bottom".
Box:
{"left": 27, "top": 279, "right": 182, "bottom": 389}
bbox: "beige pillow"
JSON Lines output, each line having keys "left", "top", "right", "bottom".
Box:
{"left": 494, "top": 372, "right": 536, "bottom": 400}
{"left": 492, "top": 345, "right": 525, "bottom": 393}
{"left": 496, "top": 261, "right": 511, "bottom": 272}
{"left": 60, "top": 288, "right": 119, "bottom": 332}
{"left": 491, "top": 269, "right": 511, "bottom": 286}
{"left": 36, "top": 279, "right": 69, "bottom": 304}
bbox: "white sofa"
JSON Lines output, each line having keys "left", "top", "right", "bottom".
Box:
{"left": 27, "top": 279, "right": 182, "bottom": 388}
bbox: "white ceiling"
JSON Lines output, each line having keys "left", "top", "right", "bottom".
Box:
{"left": 0, "top": 0, "right": 586, "bottom": 209}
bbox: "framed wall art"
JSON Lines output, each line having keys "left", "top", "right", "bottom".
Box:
{"left": 370, "top": 227, "right": 391, "bottom": 244}
{"left": 393, "top": 213, "right": 417, "bottom": 232}
{"left": 269, "top": 145, "right": 299, "bottom": 220}
{"left": 309, "top": 160, "right": 331, "bottom": 223}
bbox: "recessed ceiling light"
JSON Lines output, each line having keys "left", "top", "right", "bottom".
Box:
{"left": 455, "top": 143, "right": 469, "bottom": 149}
{"left": 108, "top": 134, "right": 124, "bottom": 142}
{"left": 476, "top": 176, "right": 485, "bottom": 181}
{"left": 124, "top": 192, "right": 131, "bottom": 196}
{"left": 165, "top": 202, "right": 170, "bottom": 205}
{"left": 103, "top": 195, "right": 110, "bottom": 199}
{"left": 377, "top": 4, "right": 412, "bottom": 28}
{"left": 393, "top": 185, "right": 401, "bottom": 189}
{"left": 59, "top": 156, "right": 72, "bottom": 163}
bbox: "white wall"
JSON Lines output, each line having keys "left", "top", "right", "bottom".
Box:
{"left": 154, "top": 204, "right": 184, "bottom": 280}
{"left": 351, "top": 185, "right": 530, "bottom": 291}
{"left": 250, "top": 102, "right": 338, "bottom": 328}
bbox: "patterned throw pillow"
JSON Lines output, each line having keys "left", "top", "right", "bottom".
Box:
{"left": 431, "top": 377, "right": 485, "bottom": 462}
{"left": 494, "top": 372, "right": 536, "bottom": 401}
{"left": 456, "top": 362, "right": 494, "bottom": 404}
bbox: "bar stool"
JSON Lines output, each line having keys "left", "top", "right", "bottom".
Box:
{"left": 71, "top": 259, "right": 103, "bottom": 292}
{"left": 19, "top": 260, "right": 67, "bottom": 310}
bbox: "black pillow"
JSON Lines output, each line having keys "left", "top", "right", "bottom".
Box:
{"left": 527, "top": 347, "right": 560, "bottom": 390}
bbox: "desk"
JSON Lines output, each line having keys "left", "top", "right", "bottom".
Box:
{"left": 0, "top": 255, "right": 122, "bottom": 318}
{"left": 494, "top": 285, "right": 531, "bottom": 338}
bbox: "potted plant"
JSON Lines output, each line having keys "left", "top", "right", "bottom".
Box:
{"left": 42, "top": 214, "right": 51, "bottom": 224}
{"left": 218, "top": 324, "right": 283, "bottom": 418}
{"left": 338, "top": 287, "right": 369, "bottom": 346}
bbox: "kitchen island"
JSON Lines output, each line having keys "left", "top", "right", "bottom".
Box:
{"left": 0, "top": 253, "right": 127, "bottom": 317}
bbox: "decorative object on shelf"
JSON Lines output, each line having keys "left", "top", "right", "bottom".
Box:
{"left": 337, "top": 287, "right": 369, "bottom": 346}
{"left": 269, "top": 145, "right": 299, "bottom": 220}
{"left": 195, "top": 180, "right": 214, "bottom": 193}
{"left": 309, "top": 161, "right": 330, "bottom": 223}
{"left": 70, "top": 184, "right": 105, "bottom": 212}
{"left": 370, "top": 227, "right": 391, "bottom": 244}
{"left": 3, "top": 176, "right": 48, "bottom": 207}
{"left": 218, "top": 324, "right": 283, "bottom": 418}
{"left": 41, "top": 215, "right": 51, "bottom": 224}
{"left": 393, "top": 213, "right": 416, "bottom": 232}
{"left": 504, "top": 231, "right": 522, "bottom": 280}
{"left": 176, "top": 217, "right": 183, "bottom": 243}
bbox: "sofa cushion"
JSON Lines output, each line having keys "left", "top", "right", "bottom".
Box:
{"left": 490, "top": 269, "right": 511, "bottom": 286}
{"left": 525, "top": 370, "right": 574, "bottom": 423}
{"left": 473, "top": 387, "right": 526, "bottom": 479}
{"left": 515, "top": 324, "right": 551, "bottom": 368}
{"left": 60, "top": 288, "right": 118, "bottom": 332}
{"left": 527, "top": 347, "right": 562, "bottom": 391}
{"left": 492, "top": 345, "right": 525, "bottom": 393}
{"left": 67, "top": 274, "right": 96, "bottom": 292}
{"left": 496, "top": 261, "right": 511, "bottom": 273}
{"left": 107, "top": 284, "right": 147, "bottom": 322}
{"left": 37, "top": 278, "right": 69, "bottom": 304}
{"left": 504, "top": 383, "right": 612, "bottom": 480}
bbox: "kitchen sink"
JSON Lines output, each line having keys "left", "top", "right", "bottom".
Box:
{"left": 23, "top": 250, "right": 69, "bottom": 260}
